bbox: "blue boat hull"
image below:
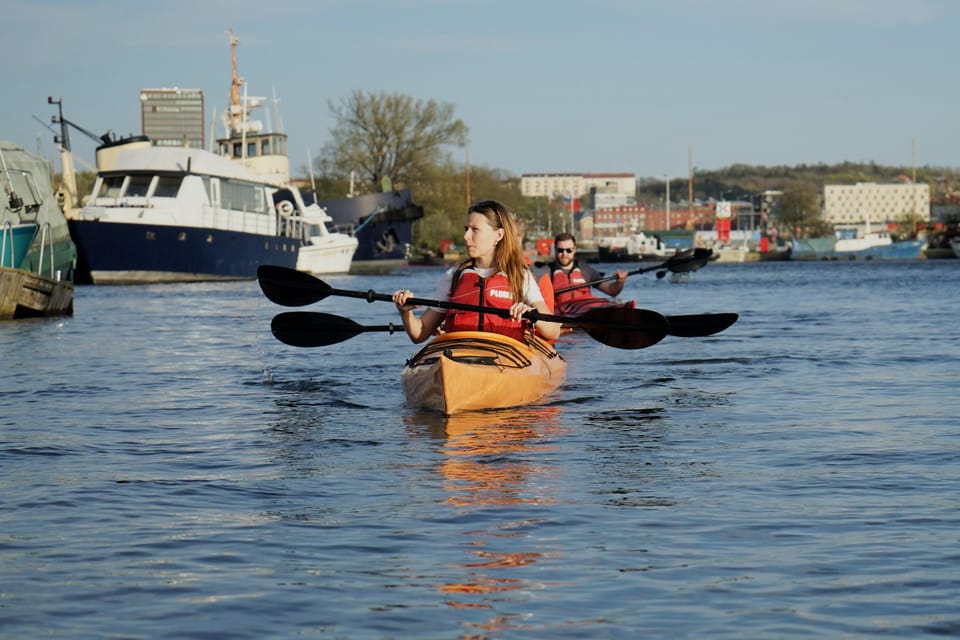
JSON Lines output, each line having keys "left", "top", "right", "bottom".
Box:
{"left": 1, "top": 223, "right": 37, "bottom": 269}
{"left": 69, "top": 220, "right": 299, "bottom": 284}
{"left": 836, "top": 240, "right": 926, "bottom": 260}
{"left": 320, "top": 190, "right": 423, "bottom": 269}
{"left": 792, "top": 237, "right": 926, "bottom": 260}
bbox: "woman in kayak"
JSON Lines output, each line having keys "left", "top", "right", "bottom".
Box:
{"left": 392, "top": 199, "right": 561, "bottom": 343}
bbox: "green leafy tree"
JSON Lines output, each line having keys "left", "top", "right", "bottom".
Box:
{"left": 777, "top": 183, "right": 831, "bottom": 239}
{"left": 407, "top": 162, "right": 524, "bottom": 251}
{"left": 318, "top": 90, "right": 468, "bottom": 193}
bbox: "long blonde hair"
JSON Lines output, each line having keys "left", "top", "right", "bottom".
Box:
{"left": 451, "top": 199, "right": 527, "bottom": 302}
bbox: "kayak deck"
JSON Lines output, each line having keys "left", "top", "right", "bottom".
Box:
{"left": 400, "top": 330, "right": 567, "bottom": 414}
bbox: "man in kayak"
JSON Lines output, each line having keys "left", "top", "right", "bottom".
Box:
{"left": 547, "top": 233, "right": 630, "bottom": 315}
{"left": 391, "top": 200, "right": 562, "bottom": 343}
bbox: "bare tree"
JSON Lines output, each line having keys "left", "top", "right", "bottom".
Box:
{"left": 320, "top": 90, "right": 468, "bottom": 193}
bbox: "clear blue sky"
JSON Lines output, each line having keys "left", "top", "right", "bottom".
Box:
{"left": 3, "top": 0, "right": 957, "bottom": 182}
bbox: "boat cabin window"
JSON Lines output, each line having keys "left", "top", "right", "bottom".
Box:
{"left": 219, "top": 178, "right": 266, "bottom": 213}
{"left": 247, "top": 142, "right": 257, "bottom": 157}
{"left": 97, "top": 176, "right": 124, "bottom": 198}
{"left": 260, "top": 139, "right": 271, "bottom": 155}
{"left": 125, "top": 175, "right": 153, "bottom": 197}
{"left": 233, "top": 142, "right": 242, "bottom": 158}
{"left": 153, "top": 175, "right": 182, "bottom": 198}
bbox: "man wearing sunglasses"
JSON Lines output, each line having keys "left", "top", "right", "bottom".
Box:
{"left": 548, "top": 233, "right": 630, "bottom": 316}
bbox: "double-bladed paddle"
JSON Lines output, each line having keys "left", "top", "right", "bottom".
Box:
{"left": 551, "top": 247, "right": 714, "bottom": 294}
{"left": 257, "top": 265, "right": 671, "bottom": 349}
{"left": 270, "top": 310, "right": 738, "bottom": 348}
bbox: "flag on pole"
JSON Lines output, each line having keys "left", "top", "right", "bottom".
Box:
{"left": 562, "top": 190, "right": 580, "bottom": 212}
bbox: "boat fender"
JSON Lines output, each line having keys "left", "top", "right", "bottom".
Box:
{"left": 277, "top": 200, "right": 295, "bottom": 216}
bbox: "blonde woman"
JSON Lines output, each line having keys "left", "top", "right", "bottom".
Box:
{"left": 392, "top": 200, "right": 561, "bottom": 343}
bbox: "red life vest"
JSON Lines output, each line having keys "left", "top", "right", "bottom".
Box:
{"left": 445, "top": 270, "right": 526, "bottom": 341}
{"left": 551, "top": 263, "right": 593, "bottom": 306}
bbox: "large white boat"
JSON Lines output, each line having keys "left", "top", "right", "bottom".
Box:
{"left": 596, "top": 231, "right": 677, "bottom": 262}
{"left": 68, "top": 32, "right": 356, "bottom": 284}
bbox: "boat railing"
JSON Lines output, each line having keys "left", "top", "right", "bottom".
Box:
{"left": 1, "top": 220, "right": 59, "bottom": 279}
{"left": 206, "top": 203, "right": 304, "bottom": 241}
{"left": 1, "top": 220, "right": 14, "bottom": 268}
{"left": 36, "top": 222, "right": 59, "bottom": 280}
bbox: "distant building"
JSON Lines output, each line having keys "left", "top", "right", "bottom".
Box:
{"left": 520, "top": 172, "right": 635, "bottom": 202}
{"left": 140, "top": 88, "right": 205, "bottom": 149}
{"left": 823, "top": 182, "right": 930, "bottom": 227}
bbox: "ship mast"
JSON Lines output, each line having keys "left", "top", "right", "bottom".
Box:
{"left": 227, "top": 29, "right": 243, "bottom": 137}
{"left": 217, "top": 28, "right": 289, "bottom": 184}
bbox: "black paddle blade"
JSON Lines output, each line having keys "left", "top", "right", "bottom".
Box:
{"left": 667, "top": 248, "right": 712, "bottom": 273}
{"left": 665, "top": 312, "right": 739, "bottom": 337}
{"left": 271, "top": 311, "right": 366, "bottom": 347}
{"left": 578, "top": 306, "right": 669, "bottom": 349}
{"left": 258, "top": 265, "right": 330, "bottom": 307}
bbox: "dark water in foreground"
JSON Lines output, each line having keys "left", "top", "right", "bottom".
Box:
{"left": 2, "top": 260, "right": 958, "bottom": 639}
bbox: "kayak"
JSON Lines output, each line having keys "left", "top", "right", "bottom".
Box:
{"left": 401, "top": 330, "right": 567, "bottom": 414}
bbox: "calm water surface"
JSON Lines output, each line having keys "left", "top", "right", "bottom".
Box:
{"left": 2, "top": 260, "right": 958, "bottom": 638}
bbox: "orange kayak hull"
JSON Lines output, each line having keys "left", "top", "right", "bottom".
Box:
{"left": 401, "top": 331, "right": 567, "bottom": 414}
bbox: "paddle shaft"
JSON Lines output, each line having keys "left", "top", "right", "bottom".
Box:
{"left": 552, "top": 248, "right": 708, "bottom": 295}
{"left": 553, "top": 263, "right": 658, "bottom": 295}
{"left": 337, "top": 315, "right": 734, "bottom": 338}
{"left": 325, "top": 284, "right": 647, "bottom": 331}
{"left": 272, "top": 310, "right": 738, "bottom": 344}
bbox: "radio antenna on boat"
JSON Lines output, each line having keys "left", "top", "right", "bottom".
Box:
{"left": 307, "top": 148, "right": 317, "bottom": 195}
{"left": 272, "top": 87, "right": 283, "bottom": 134}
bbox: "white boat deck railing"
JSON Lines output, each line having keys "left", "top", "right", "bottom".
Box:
{"left": 2, "top": 220, "right": 58, "bottom": 278}
{"left": 201, "top": 205, "right": 302, "bottom": 241}
{"left": 1, "top": 221, "right": 15, "bottom": 268}
{"left": 37, "top": 223, "right": 60, "bottom": 280}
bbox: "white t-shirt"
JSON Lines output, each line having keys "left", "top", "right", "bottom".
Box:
{"left": 429, "top": 266, "right": 544, "bottom": 313}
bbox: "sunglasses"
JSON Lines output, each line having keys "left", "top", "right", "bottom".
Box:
{"left": 556, "top": 247, "right": 575, "bottom": 254}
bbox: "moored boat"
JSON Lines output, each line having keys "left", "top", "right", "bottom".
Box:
{"left": 322, "top": 189, "right": 424, "bottom": 274}
{"left": 70, "top": 145, "right": 356, "bottom": 283}
{"left": 67, "top": 32, "right": 357, "bottom": 284}
{"left": 596, "top": 232, "right": 676, "bottom": 262}
{"left": 790, "top": 236, "right": 837, "bottom": 260}
{"left": 834, "top": 230, "right": 926, "bottom": 260}
{"left": 829, "top": 221, "right": 926, "bottom": 260}
{"left": 1, "top": 140, "right": 76, "bottom": 319}
{"left": 791, "top": 232, "right": 926, "bottom": 260}
{"left": 401, "top": 331, "right": 567, "bottom": 414}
